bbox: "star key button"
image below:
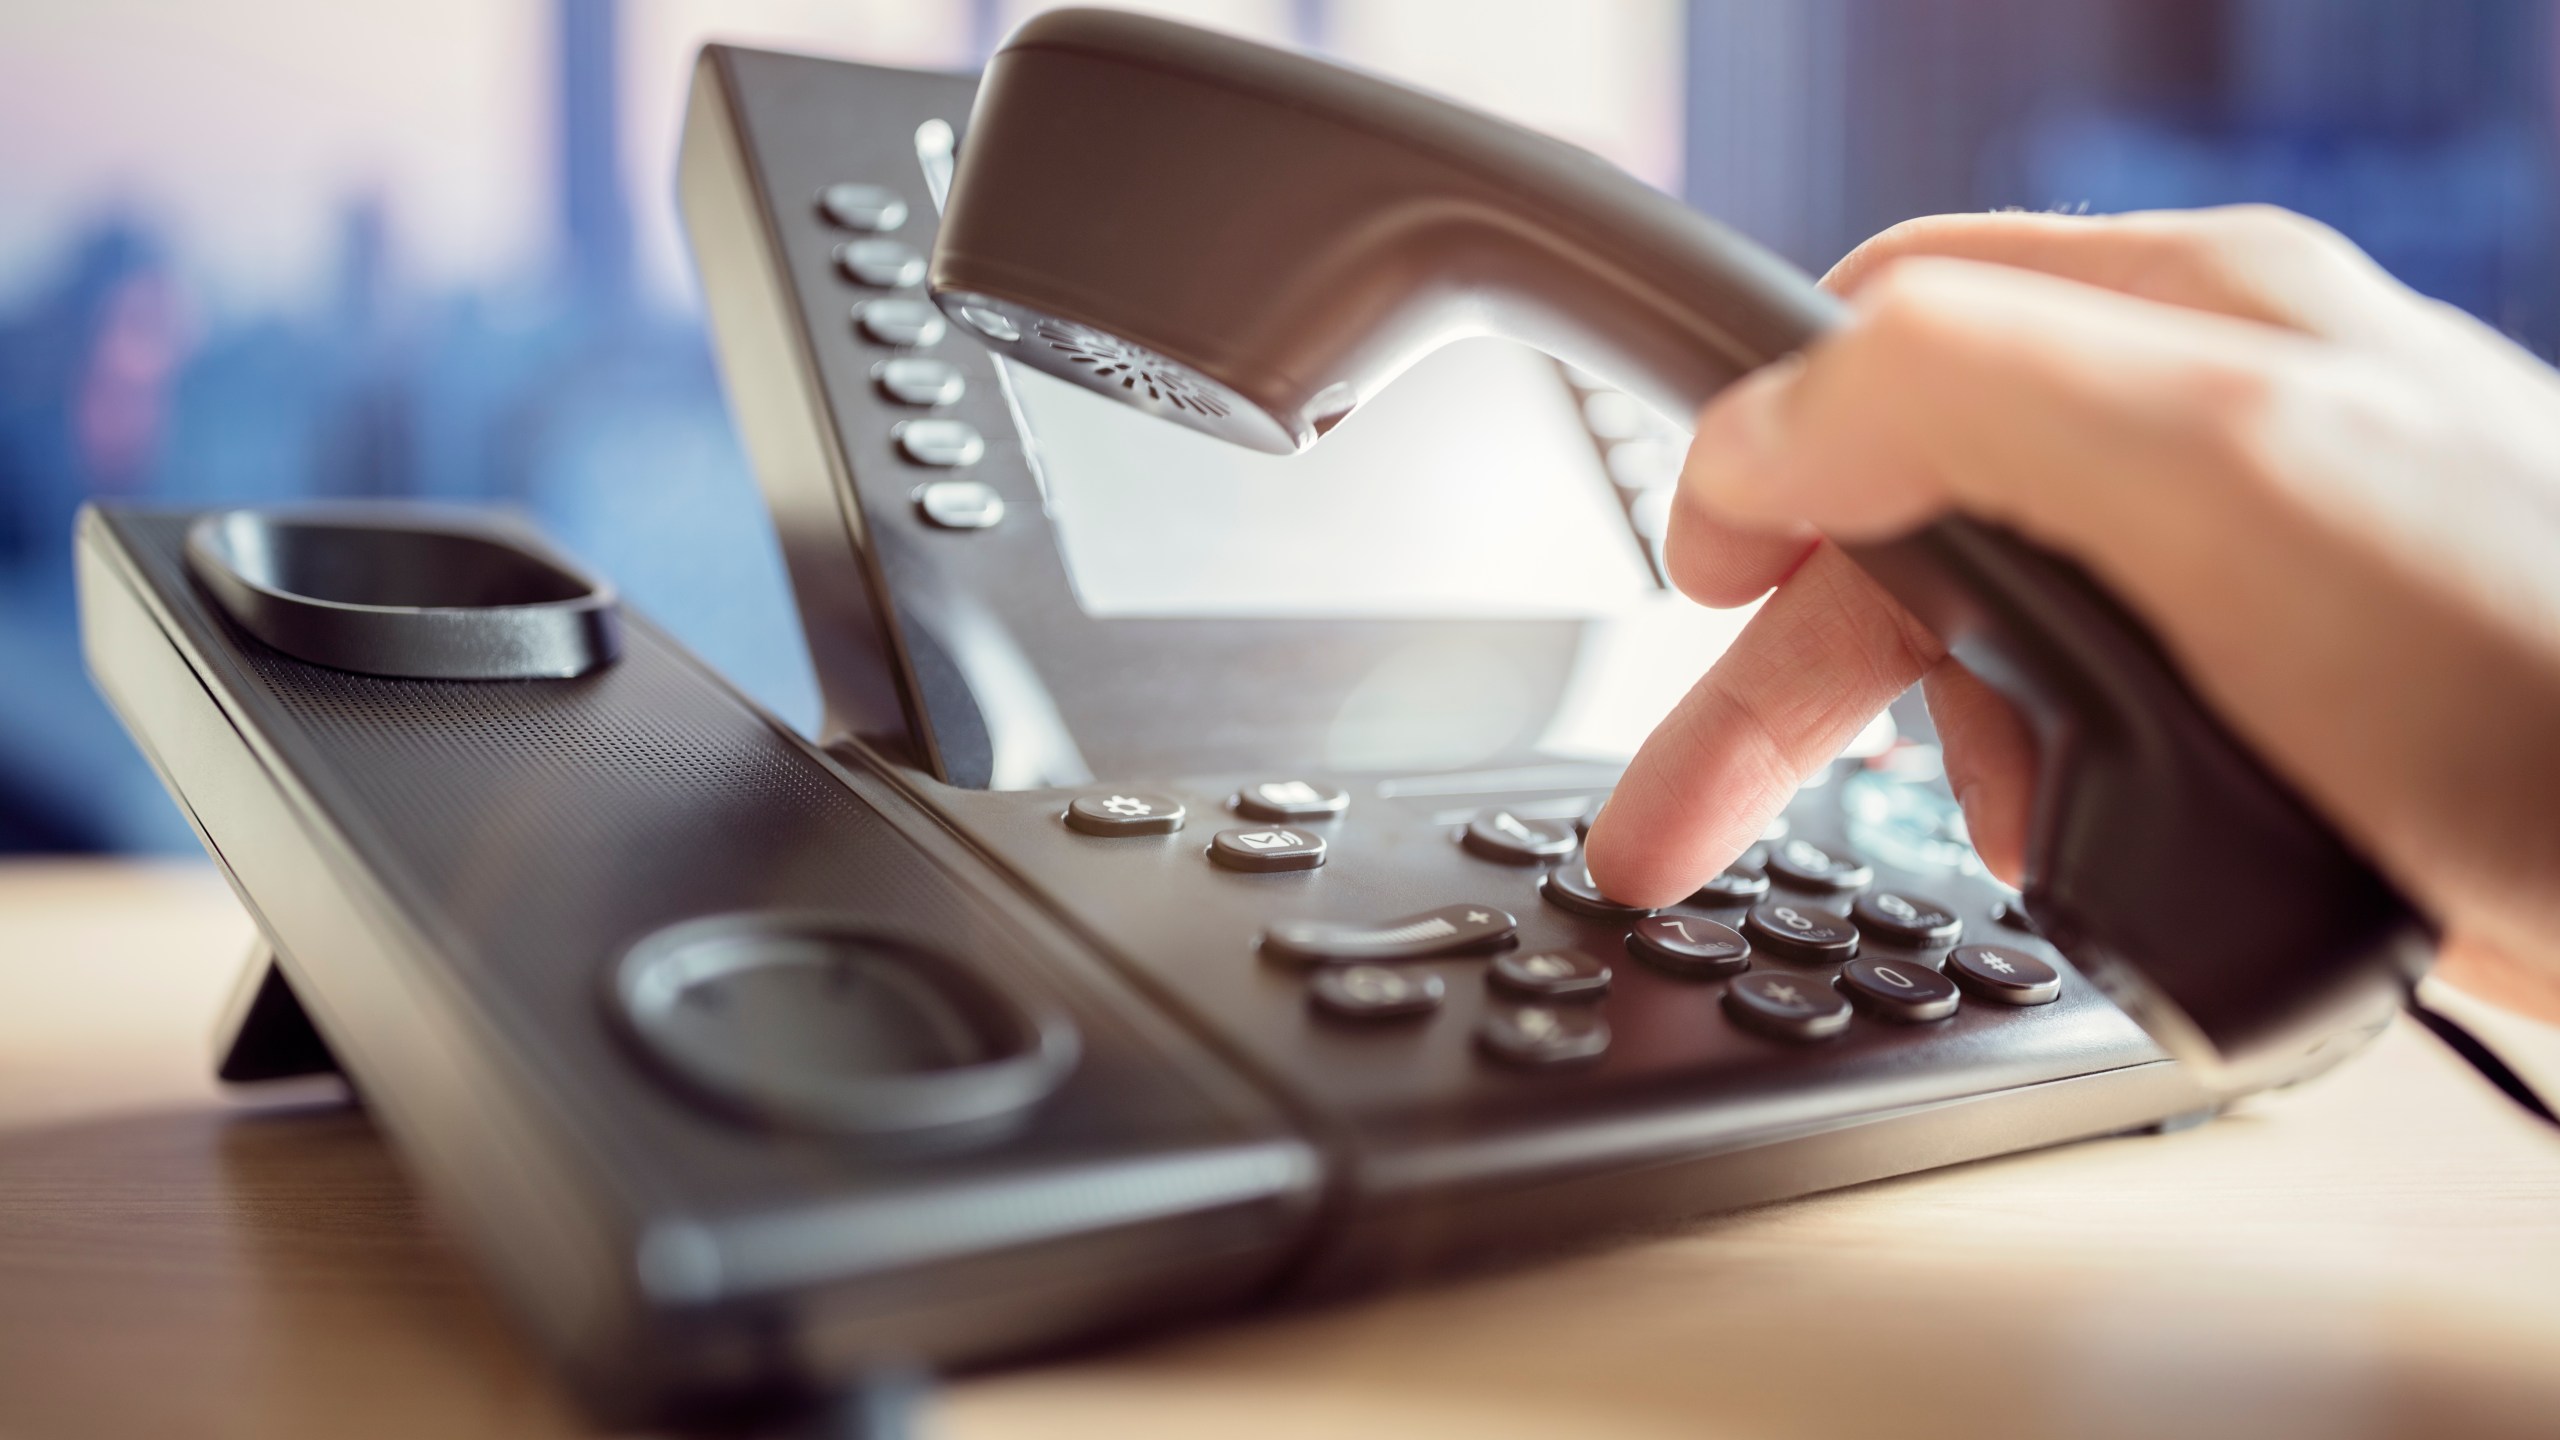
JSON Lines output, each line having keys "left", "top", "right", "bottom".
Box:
{"left": 1724, "top": 970, "right": 1853, "bottom": 1042}
{"left": 1064, "top": 792, "right": 1185, "bottom": 836}
{"left": 1210, "top": 826, "right": 1327, "bottom": 873}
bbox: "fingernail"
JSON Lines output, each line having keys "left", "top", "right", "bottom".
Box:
{"left": 1690, "top": 355, "right": 1802, "bottom": 507}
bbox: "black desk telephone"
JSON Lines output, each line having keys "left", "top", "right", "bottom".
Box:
{"left": 76, "top": 11, "right": 2428, "bottom": 1430}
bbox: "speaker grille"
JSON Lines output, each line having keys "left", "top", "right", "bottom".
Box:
{"left": 1031, "top": 319, "right": 1232, "bottom": 419}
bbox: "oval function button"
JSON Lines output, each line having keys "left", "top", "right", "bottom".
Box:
{"left": 818, "top": 182, "right": 908, "bottom": 232}
{"left": 1947, "top": 944, "right": 2062, "bottom": 1005}
{"left": 1691, "top": 862, "right": 1770, "bottom": 906}
{"left": 856, "top": 298, "right": 947, "bottom": 348}
{"left": 1840, "top": 957, "right": 1961, "bottom": 1023}
{"left": 1628, "top": 914, "right": 1751, "bottom": 978}
{"left": 955, "top": 302, "right": 1021, "bottom": 342}
{"left": 1478, "top": 1005, "right": 1610, "bottom": 1067}
{"left": 1262, "top": 904, "right": 1517, "bottom": 968}
{"left": 1767, "top": 837, "right": 1873, "bottom": 892}
{"left": 836, "top": 237, "right": 926, "bottom": 289}
{"left": 896, "top": 419, "right": 985, "bottom": 467}
{"left": 1234, "top": 778, "right": 1349, "bottom": 821}
{"left": 1540, "top": 861, "right": 1652, "bottom": 922}
{"left": 1852, "top": 890, "right": 1963, "bottom": 948}
{"left": 1744, "top": 901, "right": 1860, "bottom": 963}
{"left": 1461, "top": 809, "right": 1578, "bottom": 865}
{"left": 1209, "top": 826, "right": 1327, "bottom": 874}
{"left": 1064, "top": 792, "right": 1184, "bottom": 837}
{"left": 1724, "top": 970, "right": 1854, "bottom": 1042}
{"left": 875, "top": 356, "right": 966, "bottom": 408}
{"left": 1489, "top": 947, "right": 1611, "bottom": 1001}
{"left": 1310, "top": 965, "right": 1444, "bottom": 1021}
{"left": 916, "top": 480, "right": 1005, "bottom": 530}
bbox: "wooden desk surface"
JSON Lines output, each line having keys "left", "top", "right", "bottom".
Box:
{"left": 4, "top": 859, "right": 2557, "bottom": 1440}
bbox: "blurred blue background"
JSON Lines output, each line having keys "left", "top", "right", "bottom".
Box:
{"left": 3, "top": 0, "right": 2552, "bottom": 853}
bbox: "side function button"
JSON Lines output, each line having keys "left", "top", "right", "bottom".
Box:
{"left": 1263, "top": 904, "right": 1517, "bottom": 967}
{"left": 1948, "top": 945, "right": 2061, "bottom": 1005}
{"left": 1852, "top": 891, "right": 1963, "bottom": 948}
{"left": 1628, "top": 914, "right": 1750, "bottom": 978}
{"left": 1767, "top": 837, "right": 1873, "bottom": 892}
{"left": 1234, "top": 779, "right": 1349, "bottom": 821}
{"left": 916, "top": 480, "right": 1005, "bottom": 530}
{"left": 1840, "top": 958, "right": 1960, "bottom": 1023}
{"left": 1691, "top": 862, "right": 1770, "bottom": 906}
{"left": 1724, "top": 971, "right": 1853, "bottom": 1042}
{"left": 856, "top": 299, "right": 947, "bottom": 348}
{"left": 1540, "top": 862, "right": 1653, "bottom": 922}
{"left": 1478, "top": 1005, "right": 1610, "bottom": 1067}
{"left": 1064, "top": 792, "right": 1184, "bottom": 837}
{"left": 1490, "top": 948, "right": 1611, "bottom": 1000}
{"left": 896, "top": 418, "right": 985, "bottom": 467}
{"left": 1310, "top": 966, "right": 1443, "bottom": 1021}
{"left": 818, "top": 182, "right": 908, "bottom": 232}
{"left": 875, "top": 357, "right": 966, "bottom": 407}
{"left": 1462, "top": 809, "right": 1578, "bottom": 865}
{"left": 836, "top": 237, "right": 926, "bottom": 289}
{"left": 1210, "top": 826, "right": 1327, "bottom": 873}
{"left": 1745, "top": 901, "right": 1860, "bottom": 963}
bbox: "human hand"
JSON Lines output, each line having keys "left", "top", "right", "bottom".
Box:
{"left": 1580, "top": 206, "right": 2560, "bottom": 1015}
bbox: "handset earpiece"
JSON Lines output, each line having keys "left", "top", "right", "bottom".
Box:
{"left": 929, "top": 7, "right": 2431, "bottom": 1079}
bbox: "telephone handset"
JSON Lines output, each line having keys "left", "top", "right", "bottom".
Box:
{"left": 926, "top": 7, "right": 2432, "bottom": 1076}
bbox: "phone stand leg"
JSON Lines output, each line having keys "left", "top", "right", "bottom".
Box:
{"left": 213, "top": 942, "right": 341, "bottom": 1084}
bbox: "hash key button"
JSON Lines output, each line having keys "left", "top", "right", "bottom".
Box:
{"left": 1724, "top": 970, "right": 1854, "bottom": 1042}
{"left": 1628, "top": 914, "right": 1751, "bottom": 978}
{"left": 1840, "top": 957, "right": 1961, "bottom": 1022}
{"left": 1767, "top": 837, "right": 1873, "bottom": 892}
{"left": 1745, "top": 901, "right": 1860, "bottom": 963}
{"left": 1311, "top": 966, "right": 1444, "bottom": 1021}
{"left": 1064, "top": 792, "right": 1185, "bottom": 836}
{"left": 1211, "top": 827, "right": 1327, "bottom": 873}
{"left": 1948, "top": 945, "right": 2062, "bottom": 1005}
{"left": 1263, "top": 904, "right": 1517, "bottom": 967}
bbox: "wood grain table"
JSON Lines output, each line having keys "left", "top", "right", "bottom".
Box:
{"left": 4, "top": 858, "right": 2557, "bottom": 1439}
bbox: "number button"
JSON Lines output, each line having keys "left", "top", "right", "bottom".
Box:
{"left": 1490, "top": 948, "right": 1612, "bottom": 1000}
{"left": 1723, "top": 970, "right": 1853, "bottom": 1042}
{"left": 1839, "top": 957, "right": 1961, "bottom": 1022}
{"left": 1627, "top": 914, "right": 1751, "bottom": 978}
{"left": 1478, "top": 1005, "right": 1610, "bottom": 1067}
{"left": 1744, "top": 901, "right": 1859, "bottom": 963}
{"left": 1851, "top": 890, "right": 1962, "bottom": 948}
{"left": 1766, "top": 838, "right": 1873, "bottom": 892}
{"left": 1310, "top": 966, "right": 1444, "bottom": 1021}
{"left": 1541, "top": 862, "right": 1653, "bottom": 922}
{"left": 1947, "top": 945, "right": 2062, "bottom": 1005}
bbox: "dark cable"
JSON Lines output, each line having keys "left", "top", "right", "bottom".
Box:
{"left": 2404, "top": 991, "right": 2560, "bottom": 1129}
